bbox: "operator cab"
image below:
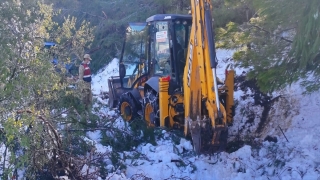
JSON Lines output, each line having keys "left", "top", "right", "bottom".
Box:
{"left": 146, "top": 14, "right": 192, "bottom": 87}
{"left": 108, "top": 14, "right": 192, "bottom": 120}
{"left": 119, "top": 22, "right": 149, "bottom": 88}
{"left": 108, "top": 22, "right": 149, "bottom": 108}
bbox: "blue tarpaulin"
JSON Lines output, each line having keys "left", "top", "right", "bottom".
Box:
{"left": 52, "top": 59, "right": 74, "bottom": 70}
{"left": 44, "top": 42, "right": 56, "bottom": 48}
{"left": 52, "top": 58, "right": 58, "bottom": 65}
{"left": 45, "top": 42, "right": 76, "bottom": 74}
{"left": 65, "top": 63, "right": 74, "bottom": 71}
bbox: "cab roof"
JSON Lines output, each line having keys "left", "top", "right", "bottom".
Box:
{"left": 146, "top": 14, "right": 191, "bottom": 22}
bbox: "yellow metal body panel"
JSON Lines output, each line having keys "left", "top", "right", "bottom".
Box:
{"left": 225, "top": 68, "right": 235, "bottom": 124}
{"left": 159, "top": 77, "right": 170, "bottom": 127}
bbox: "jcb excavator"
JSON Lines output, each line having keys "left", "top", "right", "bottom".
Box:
{"left": 108, "top": 0, "right": 235, "bottom": 154}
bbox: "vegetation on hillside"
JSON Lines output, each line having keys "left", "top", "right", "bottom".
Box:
{"left": 0, "top": 1, "right": 95, "bottom": 179}
{"left": 48, "top": 0, "right": 191, "bottom": 73}
{"left": 215, "top": 0, "right": 320, "bottom": 93}
{"left": 0, "top": 0, "right": 319, "bottom": 179}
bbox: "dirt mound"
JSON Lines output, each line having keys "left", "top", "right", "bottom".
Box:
{"left": 228, "top": 73, "right": 298, "bottom": 152}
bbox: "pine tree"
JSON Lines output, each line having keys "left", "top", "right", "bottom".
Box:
{"left": 215, "top": 0, "right": 320, "bottom": 93}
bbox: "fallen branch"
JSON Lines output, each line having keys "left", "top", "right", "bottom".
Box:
{"left": 52, "top": 107, "right": 74, "bottom": 119}
{"left": 250, "top": 24, "right": 293, "bottom": 43}
{"left": 278, "top": 125, "right": 289, "bottom": 142}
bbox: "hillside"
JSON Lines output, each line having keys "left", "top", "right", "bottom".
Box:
{"left": 88, "top": 49, "right": 320, "bottom": 180}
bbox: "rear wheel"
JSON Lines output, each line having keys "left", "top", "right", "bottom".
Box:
{"left": 119, "top": 93, "right": 137, "bottom": 121}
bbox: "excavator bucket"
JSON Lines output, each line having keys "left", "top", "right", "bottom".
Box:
{"left": 188, "top": 117, "right": 227, "bottom": 154}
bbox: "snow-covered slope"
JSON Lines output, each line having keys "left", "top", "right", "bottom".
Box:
{"left": 91, "top": 58, "right": 119, "bottom": 95}
{"left": 90, "top": 49, "right": 320, "bottom": 180}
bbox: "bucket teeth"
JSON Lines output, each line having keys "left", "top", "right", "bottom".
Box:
{"left": 188, "top": 117, "right": 227, "bottom": 154}
{"left": 188, "top": 117, "right": 206, "bottom": 154}
{"left": 189, "top": 120, "right": 201, "bottom": 154}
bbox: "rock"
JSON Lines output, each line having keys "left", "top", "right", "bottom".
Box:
{"left": 264, "top": 135, "right": 277, "bottom": 143}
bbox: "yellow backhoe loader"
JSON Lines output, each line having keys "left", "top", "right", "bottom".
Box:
{"left": 109, "top": 0, "right": 235, "bottom": 154}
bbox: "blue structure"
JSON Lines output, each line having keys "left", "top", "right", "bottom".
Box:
{"left": 45, "top": 42, "right": 76, "bottom": 74}
{"left": 44, "top": 42, "right": 56, "bottom": 49}
{"left": 52, "top": 58, "right": 58, "bottom": 65}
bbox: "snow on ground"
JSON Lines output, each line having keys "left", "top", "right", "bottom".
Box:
{"left": 91, "top": 58, "right": 138, "bottom": 95}
{"left": 89, "top": 49, "right": 320, "bottom": 180}
{"left": 91, "top": 58, "right": 119, "bottom": 95}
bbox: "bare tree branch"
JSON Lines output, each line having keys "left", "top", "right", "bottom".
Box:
{"left": 249, "top": 24, "right": 293, "bottom": 43}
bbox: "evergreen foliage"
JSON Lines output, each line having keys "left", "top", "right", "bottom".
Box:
{"left": 0, "top": 1, "right": 95, "bottom": 179}
{"left": 212, "top": 0, "right": 254, "bottom": 28}
{"left": 48, "top": 0, "right": 191, "bottom": 73}
{"left": 215, "top": 0, "right": 320, "bottom": 93}
{"left": 100, "top": 118, "right": 156, "bottom": 152}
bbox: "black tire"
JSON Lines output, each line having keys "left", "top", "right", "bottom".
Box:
{"left": 142, "top": 98, "right": 152, "bottom": 126}
{"left": 118, "top": 93, "right": 137, "bottom": 121}
{"left": 142, "top": 90, "right": 159, "bottom": 127}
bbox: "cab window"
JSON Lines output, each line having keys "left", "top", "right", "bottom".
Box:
{"left": 153, "top": 21, "right": 171, "bottom": 76}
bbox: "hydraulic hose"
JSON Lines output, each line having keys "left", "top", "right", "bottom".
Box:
{"left": 204, "top": 3, "right": 221, "bottom": 116}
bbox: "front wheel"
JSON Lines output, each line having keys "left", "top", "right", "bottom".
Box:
{"left": 142, "top": 90, "right": 159, "bottom": 127}
{"left": 118, "top": 93, "right": 137, "bottom": 121}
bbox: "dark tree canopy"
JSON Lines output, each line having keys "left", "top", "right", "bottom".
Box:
{"left": 48, "top": 0, "right": 191, "bottom": 73}
{"left": 215, "top": 0, "right": 320, "bottom": 93}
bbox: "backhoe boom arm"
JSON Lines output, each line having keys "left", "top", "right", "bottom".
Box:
{"left": 183, "top": 0, "right": 231, "bottom": 154}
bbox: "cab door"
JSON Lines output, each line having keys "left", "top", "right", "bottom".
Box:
{"left": 108, "top": 23, "right": 149, "bottom": 108}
